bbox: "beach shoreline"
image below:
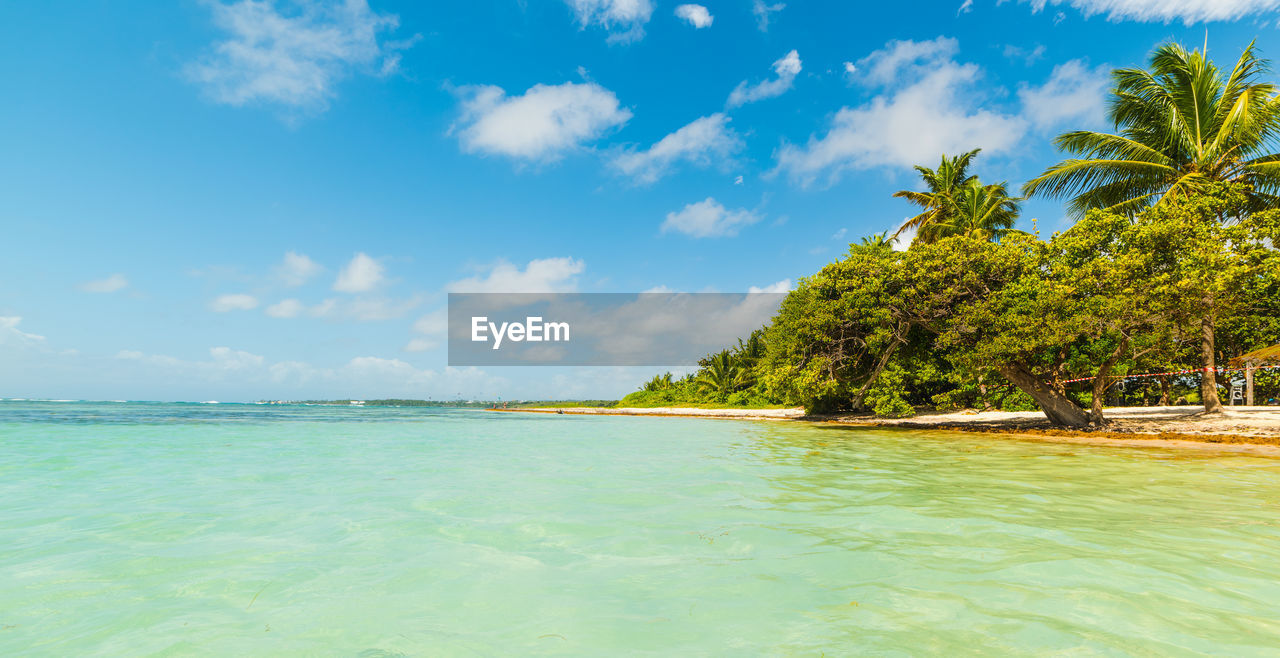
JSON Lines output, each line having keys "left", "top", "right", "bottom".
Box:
{"left": 491, "top": 405, "right": 1280, "bottom": 455}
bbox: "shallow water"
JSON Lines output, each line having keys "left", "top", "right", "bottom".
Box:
{"left": 2, "top": 401, "right": 1279, "bottom": 655}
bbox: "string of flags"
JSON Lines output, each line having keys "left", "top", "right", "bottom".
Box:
{"left": 1059, "top": 363, "right": 1280, "bottom": 385}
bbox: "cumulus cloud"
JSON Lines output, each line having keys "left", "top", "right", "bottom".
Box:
{"left": 265, "top": 298, "right": 305, "bottom": 318}
{"left": 333, "top": 252, "right": 385, "bottom": 292}
{"left": 727, "top": 50, "right": 802, "bottom": 108}
{"left": 674, "top": 4, "right": 713, "bottom": 27}
{"left": 752, "top": 0, "right": 785, "bottom": 31}
{"left": 80, "top": 274, "right": 128, "bottom": 293}
{"left": 275, "top": 251, "right": 322, "bottom": 287}
{"left": 564, "top": 0, "right": 653, "bottom": 42}
{"left": 405, "top": 308, "right": 447, "bottom": 352}
{"left": 453, "top": 82, "right": 631, "bottom": 161}
{"left": 187, "top": 0, "right": 413, "bottom": 112}
{"left": 611, "top": 113, "right": 742, "bottom": 184}
{"left": 1018, "top": 59, "right": 1110, "bottom": 129}
{"left": 208, "top": 346, "right": 266, "bottom": 370}
{"left": 448, "top": 257, "right": 585, "bottom": 293}
{"left": 661, "top": 198, "right": 761, "bottom": 238}
{"left": 774, "top": 37, "right": 1027, "bottom": 185}
{"left": 1015, "top": 0, "right": 1280, "bottom": 24}
{"left": 748, "top": 279, "right": 793, "bottom": 293}
{"left": 210, "top": 293, "right": 259, "bottom": 312}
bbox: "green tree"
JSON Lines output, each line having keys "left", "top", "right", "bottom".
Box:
{"left": 891, "top": 149, "right": 982, "bottom": 240}
{"left": 1115, "top": 185, "right": 1280, "bottom": 412}
{"left": 642, "top": 372, "right": 673, "bottom": 392}
{"left": 1024, "top": 41, "right": 1280, "bottom": 215}
{"left": 1046, "top": 209, "right": 1176, "bottom": 422}
{"left": 761, "top": 246, "right": 912, "bottom": 414}
{"left": 855, "top": 231, "right": 894, "bottom": 251}
{"left": 917, "top": 180, "right": 1026, "bottom": 243}
{"left": 693, "top": 351, "right": 750, "bottom": 398}
{"left": 903, "top": 235, "right": 1096, "bottom": 427}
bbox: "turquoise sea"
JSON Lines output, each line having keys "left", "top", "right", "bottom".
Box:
{"left": 2, "top": 401, "right": 1280, "bottom": 655}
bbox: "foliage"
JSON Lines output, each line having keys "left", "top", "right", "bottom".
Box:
{"left": 1024, "top": 41, "right": 1280, "bottom": 215}
{"left": 626, "top": 40, "right": 1280, "bottom": 426}
{"left": 917, "top": 179, "right": 1026, "bottom": 244}
{"left": 891, "top": 149, "right": 981, "bottom": 240}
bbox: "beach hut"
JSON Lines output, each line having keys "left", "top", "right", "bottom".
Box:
{"left": 1229, "top": 344, "right": 1280, "bottom": 405}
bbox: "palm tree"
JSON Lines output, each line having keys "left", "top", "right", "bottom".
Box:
{"left": 891, "top": 149, "right": 982, "bottom": 240}
{"left": 694, "top": 351, "right": 749, "bottom": 397}
{"left": 1023, "top": 41, "right": 1280, "bottom": 215}
{"left": 642, "top": 372, "right": 673, "bottom": 392}
{"left": 917, "top": 180, "right": 1026, "bottom": 243}
{"left": 854, "top": 232, "right": 893, "bottom": 251}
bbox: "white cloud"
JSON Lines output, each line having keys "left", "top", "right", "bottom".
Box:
{"left": 447, "top": 258, "right": 585, "bottom": 293}
{"left": 564, "top": 0, "right": 653, "bottom": 42}
{"left": 333, "top": 252, "right": 385, "bottom": 292}
{"left": 958, "top": 0, "right": 974, "bottom": 13}
{"left": 674, "top": 4, "right": 713, "bottom": 27}
{"left": 110, "top": 344, "right": 504, "bottom": 398}
{"left": 774, "top": 37, "right": 1027, "bottom": 185}
{"left": 265, "top": 298, "right": 305, "bottom": 318}
{"left": 891, "top": 219, "right": 916, "bottom": 251}
{"left": 0, "top": 317, "right": 45, "bottom": 344}
{"left": 1003, "top": 43, "right": 1047, "bottom": 65}
{"left": 310, "top": 295, "right": 421, "bottom": 321}
{"left": 276, "top": 251, "right": 322, "bottom": 287}
{"left": 661, "top": 198, "right": 761, "bottom": 238}
{"left": 453, "top": 82, "right": 631, "bottom": 161}
{"left": 117, "top": 346, "right": 263, "bottom": 371}
{"left": 209, "top": 346, "right": 266, "bottom": 370}
{"left": 1018, "top": 59, "right": 1109, "bottom": 129}
{"left": 855, "top": 36, "right": 960, "bottom": 86}
{"left": 752, "top": 0, "right": 785, "bottom": 31}
{"left": 748, "top": 279, "right": 793, "bottom": 293}
{"left": 402, "top": 338, "right": 437, "bottom": 353}
{"left": 727, "top": 50, "right": 802, "bottom": 108}
{"left": 188, "top": 0, "right": 412, "bottom": 111}
{"left": 80, "top": 274, "right": 128, "bottom": 293}
{"left": 1015, "top": 0, "right": 1280, "bottom": 24}
{"left": 210, "top": 293, "right": 259, "bottom": 312}
{"left": 611, "top": 113, "right": 742, "bottom": 184}
{"left": 413, "top": 309, "right": 448, "bottom": 335}
{"left": 404, "top": 308, "right": 447, "bottom": 352}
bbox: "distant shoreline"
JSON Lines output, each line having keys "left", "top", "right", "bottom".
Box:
{"left": 490, "top": 405, "right": 1280, "bottom": 455}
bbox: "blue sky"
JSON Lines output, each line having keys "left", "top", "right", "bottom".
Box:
{"left": 2, "top": 0, "right": 1279, "bottom": 401}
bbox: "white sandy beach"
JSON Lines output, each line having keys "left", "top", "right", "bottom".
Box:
{"left": 498, "top": 405, "right": 1280, "bottom": 454}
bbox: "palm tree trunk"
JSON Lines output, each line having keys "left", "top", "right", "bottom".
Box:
{"left": 999, "top": 363, "right": 1091, "bottom": 427}
{"left": 1200, "top": 316, "right": 1225, "bottom": 414}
